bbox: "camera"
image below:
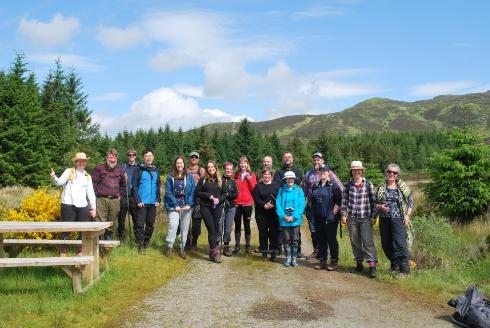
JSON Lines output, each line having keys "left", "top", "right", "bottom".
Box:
{"left": 286, "top": 207, "right": 294, "bottom": 214}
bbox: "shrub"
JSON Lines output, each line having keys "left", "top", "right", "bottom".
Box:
{"left": 423, "top": 128, "right": 490, "bottom": 222}
{"left": 0, "top": 188, "right": 61, "bottom": 239}
{"left": 410, "top": 214, "right": 460, "bottom": 269}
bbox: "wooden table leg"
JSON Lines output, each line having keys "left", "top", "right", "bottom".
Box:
{"left": 81, "top": 232, "right": 99, "bottom": 284}
{"left": 0, "top": 233, "right": 5, "bottom": 258}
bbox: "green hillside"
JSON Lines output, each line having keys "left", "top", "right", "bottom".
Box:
{"left": 201, "top": 91, "right": 490, "bottom": 140}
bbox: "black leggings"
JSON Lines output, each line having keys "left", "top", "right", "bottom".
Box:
{"left": 234, "top": 205, "right": 252, "bottom": 235}
{"left": 201, "top": 205, "right": 223, "bottom": 249}
{"left": 61, "top": 204, "right": 89, "bottom": 240}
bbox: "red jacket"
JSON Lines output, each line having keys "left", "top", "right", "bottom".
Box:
{"left": 234, "top": 172, "right": 257, "bottom": 205}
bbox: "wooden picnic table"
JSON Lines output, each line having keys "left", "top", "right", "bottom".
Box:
{"left": 0, "top": 221, "right": 111, "bottom": 284}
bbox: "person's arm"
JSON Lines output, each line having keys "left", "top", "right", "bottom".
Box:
{"left": 187, "top": 174, "right": 196, "bottom": 207}
{"left": 246, "top": 172, "right": 257, "bottom": 190}
{"left": 229, "top": 180, "right": 238, "bottom": 200}
{"left": 52, "top": 168, "right": 70, "bottom": 186}
{"left": 368, "top": 182, "right": 377, "bottom": 219}
{"left": 92, "top": 166, "right": 101, "bottom": 192}
{"left": 253, "top": 184, "right": 266, "bottom": 209}
{"left": 132, "top": 168, "right": 142, "bottom": 205}
{"left": 155, "top": 170, "right": 161, "bottom": 205}
{"left": 340, "top": 183, "right": 349, "bottom": 222}
{"left": 87, "top": 176, "right": 97, "bottom": 212}
{"left": 164, "top": 175, "right": 178, "bottom": 208}
{"left": 118, "top": 167, "right": 126, "bottom": 198}
{"left": 329, "top": 170, "right": 343, "bottom": 191}
{"left": 293, "top": 189, "right": 306, "bottom": 221}
{"left": 275, "top": 188, "right": 285, "bottom": 219}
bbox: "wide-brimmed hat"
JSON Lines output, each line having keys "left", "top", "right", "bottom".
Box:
{"left": 73, "top": 152, "right": 89, "bottom": 162}
{"left": 350, "top": 160, "right": 364, "bottom": 170}
{"left": 283, "top": 171, "right": 296, "bottom": 179}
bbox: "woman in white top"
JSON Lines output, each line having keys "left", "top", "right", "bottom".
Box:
{"left": 51, "top": 152, "right": 96, "bottom": 256}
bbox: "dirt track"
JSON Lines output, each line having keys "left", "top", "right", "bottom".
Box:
{"left": 126, "top": 230, "right": 454, "bottom": 328}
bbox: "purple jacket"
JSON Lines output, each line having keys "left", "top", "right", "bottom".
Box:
{"left": 92, "top": 164, "right": 126, "bottom": 198}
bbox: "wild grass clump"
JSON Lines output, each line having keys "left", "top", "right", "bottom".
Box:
{"left": 0, "top": 185, "right": 34, "bottom": 209}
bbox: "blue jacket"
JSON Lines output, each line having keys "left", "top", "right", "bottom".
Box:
{"left": 276, "top": 184, "right": 305, "bottom": 227}
{"left": 164, "top": 173, "right": 196, "bottom": 210}
{"left": 132, "top": 164, "right": 161, "bottom": 205}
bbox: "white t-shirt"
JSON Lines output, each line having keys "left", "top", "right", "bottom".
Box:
{"left": 53, "top": 168, "right": 96, "bottom": 210}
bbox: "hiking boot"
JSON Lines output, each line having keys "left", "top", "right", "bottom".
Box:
{"left": 254, "top": 248, "right": 261, "bottom": 253}
{"left": 223, "top": 245, "right": 232, "bottom": 257}
{"left": 179, "top": 249, "right": 186, "bottom": 259}
{"left": 211, "top": 248, "right": 222, "bottom": 263}
{"left": 262, "top": 251, "right": 268, "bottom": 258}
{"left": 166, "top": 247, "right": 173, "bottom": 257}
{"left": 399, "top": 262, "right": 410, "bottom": 274}
{"left": 350, "top": 262, "right": 363, "bottom": 273}
{"left": 232, "top": 244, "right": 241, "bottom": 254}
{"left": 284, "top": 245, "right": 292, "bottom": 267}
{"left": 138, "top": 241, "right": 146, "bottom": 255}
{"left": 390, "top": 262, "right": 399, "bottom": 272}
{"left": 291, "top": 245, "right": 298, "bottom": 267}
{"left": 369, "top": 266, "right": 377, "bottom": 279}
{"left": 270, "top": 250, "right": 278, "bottom": 262}
{"left": 327, "top": 260, "right": 338, "bottom": 271}
{"left": 314, "top": 260, "right": 327, "bottom": 270}
{"left": 245, "top": 245, "right": 251, "bottom": 254}
{"left": 306, "top": 249, "right": 318, "bottom": 260}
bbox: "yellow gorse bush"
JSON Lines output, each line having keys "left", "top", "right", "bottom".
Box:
{"left": 0, "top": 188, "right": 61, "bottom": 239}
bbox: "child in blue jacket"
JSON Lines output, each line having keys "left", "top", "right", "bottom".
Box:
{"left": 276, "top": 171, "right": 305, "bottom": 267}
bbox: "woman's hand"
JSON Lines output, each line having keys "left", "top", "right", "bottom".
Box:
{"left": 175, "top": 206, "right": 181, "bottom": 212}
{"left": 183, "top": 205, "right": 190, "bottom": 211}
{"left": 89, "top": 208, "right": 96, "bottom": 218}
{"left": 403, "top": 215, "right": 410, "bottom": 226}
{"left": 50, "top": 168, "right": 56, "bottom": 178}
{"left": 341, "top": 216, "right": 348, "bottom": 225}
{"left": 378, "top": 203, "right": 390, "bottom": 213}
{"left": 137, "top": 202, "right": 144, "bottom": 208}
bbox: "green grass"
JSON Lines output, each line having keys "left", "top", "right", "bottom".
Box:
{"left": 0, "top": 217, "right": 188, "bottom": 328}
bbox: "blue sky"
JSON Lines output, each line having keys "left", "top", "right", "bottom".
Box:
{"left": 1, "top": 1, "right": 489, "bottom": 134}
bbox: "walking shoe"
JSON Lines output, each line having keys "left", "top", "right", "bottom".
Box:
{"left": 350, "top": 262, "right": 363, "bottom": 273}
{"left": 179, "top": 249, "right": 186, "bottom": 259}
{"left": 390, "top": 262, "right": 399, "bottom": 272}
{"left": 223, "top": 245, "right": 232, "bottom": 257}
{"left": 232, "top": 244, "right": 241, "bottom": 254}
{"left": 369, "top": 266, "right": 377, "bottom": 279}
{"left": 211, "top": 248, "right": 222, "bottom": 263}
{"left": 314, "top": 260, "right": 327, "bottom": 270}
{"left": 270, "top": 250, "right": 278, "bottom": 262}
{"left": 254, "top": 248, "right": 261, "bottom": 253}
{"left": 290, "top": 245, "right": 299, "bottom": 267}
{"left": 245, "top": 245, "right": 251, "bottom": 254}
{"left": 262, "top": 252, "right": 268, "bottom": 258}
{"left": 327, "top": 260, "right": 338, "bottom": 271}
{"left": 306, "top": 249, "right": 318, "bottom": 260}
{"left": 166, "top": 247, "right": 173, "bottom": 257}
{"left": 138, "top": 241, "right": 146, "bottom": 255}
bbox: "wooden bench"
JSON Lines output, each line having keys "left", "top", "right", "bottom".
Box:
{"left": 0, "top": 256, "right": 94, "bottom": 294}
{"left": 3, "top": 239, "right": 121, "bottom": 269}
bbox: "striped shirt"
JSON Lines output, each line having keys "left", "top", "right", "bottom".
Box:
{"left": 92, "top": 164, "right": 126, "bottom": 198}
{"left": 340, "top": 178, "right": 376, "bottom": 219}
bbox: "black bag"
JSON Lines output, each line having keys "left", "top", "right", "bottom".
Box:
{"left": 448, "top": 285, "right": 490, "bottom": 328}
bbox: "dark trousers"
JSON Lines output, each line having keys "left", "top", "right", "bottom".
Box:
{"left": 379, "top": 216, "right": 409, "bottom": 266}
{"left": 316, "top": 218, "right": 340, "bottom": 261}
{"left": 305, "top": 206, "right": 318, "bottom": 249}
{"left": 201, "top": 205, "right": 223, "bottom": 249}
{"left": 191, "top": 217, "right": 202, "bottom": 246}
{"left": 135, "top": 205, "right": 156, "bottom": 242}
{"left": 118, "top": 195, "right": 137, "bottom": 237}
{"left": 60, "top": 204, "right": 89, "bottom": 252}
{"left": 234, "top": 205, "right": 252, "bottom": 235}
{"left": 256, "top": 210, "right": 279, "bottom": 251}
{"left": 282, "top": 225, "right": 300, "bottom": 247}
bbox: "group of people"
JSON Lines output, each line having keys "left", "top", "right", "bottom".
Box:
{"left": 51, "top": 147, "right": 414, "bottom": 278}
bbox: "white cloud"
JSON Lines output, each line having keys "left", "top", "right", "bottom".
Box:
{"left": 411, "top": 80, "right": 478, "bottom": 96}
{"left": 18, "top": 13, "right": 80, "bottom": 48}
{"left": 29, "top": 53, "right": 103, "bottom": 72}
{"left": 89, "top": 92, "right": 126, "bottom": 102}
{"left": 172, "top": 84, "right": 205, "bottom": 98}
{"left": 92, "top": 88, "right": 249, "bottom": 134}
{"left": 97, "top": 25, "right": 146, "bottom": 50}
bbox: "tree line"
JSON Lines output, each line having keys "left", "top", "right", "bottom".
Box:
{"left": 1, "top": 53, "right": 454, "bottom": 187}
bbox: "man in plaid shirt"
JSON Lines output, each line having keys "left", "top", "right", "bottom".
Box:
{"left": 341, "top": 161, "right": 378, "bottom": 278}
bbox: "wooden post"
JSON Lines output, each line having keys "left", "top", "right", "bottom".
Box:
{"left": 0, "top": 233, "right": 5, "bottom": 258}
{"left": 81, "top": 232, "right": 99, "bottom": 284}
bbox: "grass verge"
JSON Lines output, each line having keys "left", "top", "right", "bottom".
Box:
{"left": 0, "top": 218, "right": 188, "bottom": 328}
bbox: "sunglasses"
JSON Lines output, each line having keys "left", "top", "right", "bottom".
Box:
{"left": 190, "top": 156, "right": 199, "bottom": 159}
{"left": 386, "top": 170, "right": 399, "bottom": 175}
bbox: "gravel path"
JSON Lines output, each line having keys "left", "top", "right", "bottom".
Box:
{"left": 126, "top": 230, "right": 454, "bottom": 328}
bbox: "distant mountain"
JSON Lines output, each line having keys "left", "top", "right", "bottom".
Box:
{"left": 201, "top": 91, "right": 490, "bottom": 140}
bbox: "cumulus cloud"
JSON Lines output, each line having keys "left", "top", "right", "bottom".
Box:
{"left": 92, "top": 88, "right": 249, "bottom": 134}
{"left": 411, "top": 80, "right": 478, "bottom": 96}
{"left": 18, "top": 13, "right": 80, "bottom": 48}
{"left": 97, "top": 25, "right": 146, "bottom": 50}
{"left": 29, "top": 53, "right": 103, "bottom": 72}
